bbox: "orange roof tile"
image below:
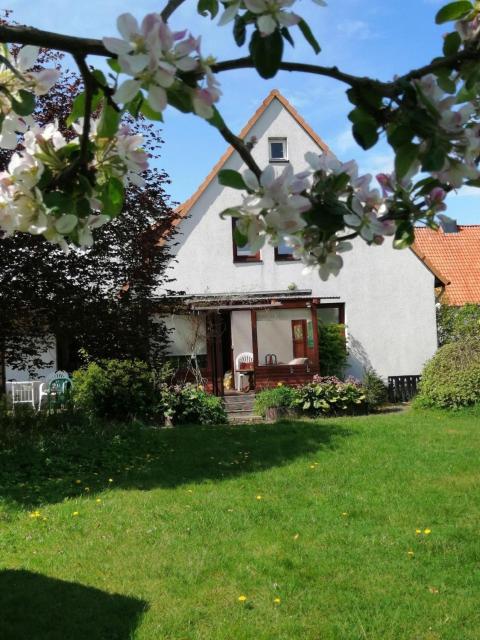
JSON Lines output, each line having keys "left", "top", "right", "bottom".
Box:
{"left": 413, "top": 225, "right": 480, "bottom": 305}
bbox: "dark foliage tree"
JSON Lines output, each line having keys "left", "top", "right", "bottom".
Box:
{"left": 0, "top": 44, "right": 178, "bottom": 386}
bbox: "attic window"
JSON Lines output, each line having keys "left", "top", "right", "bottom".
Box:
{"left": 269, "top": 137, "right": 288, "bottom": 162}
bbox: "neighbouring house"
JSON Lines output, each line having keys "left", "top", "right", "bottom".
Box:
{"left": 158, "top": 90, "right": 443, "bottom": 394}
{"left": 413, "top": 222, "right": 480, "bottom": 305}
{"left": 2, "top": 90, "right": 444, "bottom": 394}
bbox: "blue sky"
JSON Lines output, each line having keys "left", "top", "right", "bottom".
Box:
{"left": 7, "top": 0, "right": 480, "bottom": 223}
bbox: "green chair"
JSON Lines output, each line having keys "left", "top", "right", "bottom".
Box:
{"left": 46, "top": 377, "right": 72, "bottom": 412}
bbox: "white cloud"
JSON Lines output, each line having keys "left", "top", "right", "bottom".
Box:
{"left": 336, "top": 20, "right": 375, "bottom": 40}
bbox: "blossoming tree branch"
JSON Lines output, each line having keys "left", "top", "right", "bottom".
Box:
{"left": 0, "top": 0, "right": 479, "bottom": 277}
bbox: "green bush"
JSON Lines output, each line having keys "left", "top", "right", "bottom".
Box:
{"left": 415, "top": 337, "right": 480, "bottom": 409}
{"left": 437, "top": 304, "right": 480, "bottom": 346}
{"left": 254, "top": 385, "right": 296, "bottom": 417}
{"left": 72, "top": 359, "right": 157, "bottom": 421}
{"left": 293, "top": 380, "right": 366, "bottom": 416}
{"left": 362, "top": 369, "right": 388, "bottom": 407}
{"left": 318, "top": 323, "right": 348, "bottom": 377}
{"left": 157, "top": 383, "right": 227, "bottom": 425}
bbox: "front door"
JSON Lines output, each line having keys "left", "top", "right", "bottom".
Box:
{"left": 291, "top": 319, "right": 308, "bottom": 358}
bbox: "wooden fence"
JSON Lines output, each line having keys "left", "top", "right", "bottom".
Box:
{"left": 387, "top": 375, "right": 421, "bottom": 403}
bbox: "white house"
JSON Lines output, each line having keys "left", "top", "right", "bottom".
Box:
{"left": 2, "top": 90, "right": 442, "bottom": 396}
{"left": 160, "top": 90, "right": 443, "bottom": 394}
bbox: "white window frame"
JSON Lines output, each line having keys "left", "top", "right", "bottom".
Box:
{"left": 269, "top": 137, "right": 288, "bottom": 162}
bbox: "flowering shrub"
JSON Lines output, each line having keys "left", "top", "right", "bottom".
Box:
{"left": 292, "top": 380, "right": 367, "bottom": 416}
{"left": 415, "top": 337, "right": 480, "bottom": 409}
{"left": 157, "top": 383, "right": 227, "bottom": 425}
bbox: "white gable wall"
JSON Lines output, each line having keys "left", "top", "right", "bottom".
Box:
{"left": 164, "top": 96, "right": 438, "bottom": 379}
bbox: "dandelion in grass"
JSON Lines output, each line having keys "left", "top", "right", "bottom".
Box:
{"left": 415, "top": 529, "right": 422, "bottom": 535}
{"left": 273, "top": 597, "right": 281, "bottom": 605}
{"left": 341, "top": 512, "right": 348, "bottom": 517}
{"left": 238, "top": 595, "right": 247, "bottom": 602}
{"left": 29, "top": 510, "right": 41, "bottom": 519}
{"left": 256, "top": 495, "right": 263, "bottom": 500}
{"left": 407, "top": 550, "right": 415, "bottom": 557}
{"left": 424, "top": 528, "right": 431, "bottom": 535}
{"left": 96, "top": 499, "right": 101, "bottom": 504}
{"left": 72, "top": 511, "right": 79, "bottom": 517}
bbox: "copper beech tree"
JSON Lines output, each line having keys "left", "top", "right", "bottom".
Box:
{"left": 0, "top": 1, "right": 480, "bottom": 279}
{"left": 0, "top": 44, "right": 178, "bottom": 380}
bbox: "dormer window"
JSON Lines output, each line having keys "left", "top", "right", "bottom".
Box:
{"left": 269, "top": 137, "right": 288, "bottom": 162}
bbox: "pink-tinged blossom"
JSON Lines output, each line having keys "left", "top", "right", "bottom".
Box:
{"left": 426, "top": 187, "right": 447, "bottom": 212}
{"left": 243, "top": 0, "right": 300, "bottom": 35}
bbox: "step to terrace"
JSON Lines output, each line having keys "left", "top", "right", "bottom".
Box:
{"left": 223, "top": 393, "right": 262, "bottom": 423}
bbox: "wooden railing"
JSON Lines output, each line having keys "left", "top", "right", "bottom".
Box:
{"left": 387, "top": 375, "right": 421, "bottom": 403}
{"left": 254, "top": 364, "right": 318, "bottom": 389}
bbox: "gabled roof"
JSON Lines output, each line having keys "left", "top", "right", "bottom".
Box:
{"left": 413, "top": 225, "right": 480, "bottom": 305}
{"left": 173, "top": 89, "right": 330, "bottom": 223}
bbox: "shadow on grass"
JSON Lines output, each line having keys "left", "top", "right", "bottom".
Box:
{"left": 0, "top": 569, "right": 146, "bottom": 640}
{"left": 0, "top": 419, "right": 353, "bottom": 508}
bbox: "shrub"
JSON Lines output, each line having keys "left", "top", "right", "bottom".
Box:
{"left": 415, "top": 337, "right": 480, "bottom": 409}
{"left": 254, "top": 385, "right": 296, "bottom": 417}
{"left": 362, "top": 369, "right": 388, "bottom": 408}
{"left": 293, "top": 380, "right": 367, "bottom": 416}
{"left": 157, "top": 383, "right": 227, "bottom": 425}
{"left": 437, "top": 304, "right": 480, "bottom": 346}
{"left": 318, "top": 323, "right": 348, "bottom": 377}
{"left": 72, "top": 358, "right": 157, "bottom": 421}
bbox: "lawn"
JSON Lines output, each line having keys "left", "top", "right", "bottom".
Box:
{"left": 0, "top": 409, "right": 479, "bottom": 639}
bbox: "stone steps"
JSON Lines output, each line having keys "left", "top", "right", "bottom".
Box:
{"left": 223, "top": 394, "right": 262, "bottom": 424}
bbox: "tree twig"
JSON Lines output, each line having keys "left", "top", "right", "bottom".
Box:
{"left": 218, "top": 123, "right": 262, "bottom": 178}
{"left": 73, "top": 54, "right": 93, "bottom": 168}
{"left": 160, "top": 0, "right": 188, "bottom": 22}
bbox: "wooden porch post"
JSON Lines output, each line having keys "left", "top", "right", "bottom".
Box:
{"left": 311, "top": 303, "right": 320, "bottom": 373}
{"left": 251, "top": 310, "right": 258, "bottom": 367}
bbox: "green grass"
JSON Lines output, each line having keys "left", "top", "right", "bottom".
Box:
{"left": 1, "top": 408, "right": 479, "bottom": 639}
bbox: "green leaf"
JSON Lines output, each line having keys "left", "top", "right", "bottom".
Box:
{"left": 91, "top": 69, "right": 107, "bottom": 87}
{"left": 395, "top": 143, "right": 419, "bottom": 179}
{"left": 281, "top": 27, "right": 295, "bottom": 47}
{"left": 206, "top": 106, "right": 225, "bottom": 130}
{"left": 388, "top": 125, "right": 414, "bottom": 149}
{"left": 352, "top": 121, "right": 378, "bottom": 150}
{"left": 10, "top": 90, "right": 35, "bottom": 116}
{"left": 233, "top": 15, "right": 246, "bottom": 46}
{"left": 167, "top": 85, "right": 193, "bottom": 113}
{"left": 107, "top": 58, "right": 121, "bottom": 74}
{"left": 297, "top": 18, "right": 321, "bottom": 54}
{"left": 218, "top": 169, "right": 248, "bottom": 190}
{"left": 436, "top": 74, "right": 456, "bottom": 94}
{"left": 249, "top": 29, "right": 283, "bottom": 79}
{"left": 97, "top": 101, "right": 121, "bottom": 138}
{"left": 67, "top": 90, "right": 102, "bottom": 126}
{"left": 435, "top": 1, "right": 472, "bottom": 24}
{"left": 43, "top": 190, "right": 73, "bottom": 213}
{"left": 197, "top": 0, "right": 219, "bottom": 18}
{"left": 393, "top": 222, "right": 414, "bottom": 249}
{"left": 443, "top": 31, "right": 461, "bottom": 56}
{"left": 456, "top": 82, "right": 477, "bottom": 103}
{"left": 421, "top": 138, "right": 449, "bottom": 172}
{"left": 127, "top": 92, "right": 144, "bottom": 118}
{"left": 140, "top": 99, "right": 164, "bottom": 121}
{"left": 100, "top": 177, "right": 124, "bottom": 216}
{"left": 233, "top": 225, "right": 248, "bottom": 247}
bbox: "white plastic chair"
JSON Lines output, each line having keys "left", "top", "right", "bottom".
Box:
{"left": 11, "top": 381, "right": 36, "bottom": 412}
{"left": 38, "top": 370, "right": 71, "bottom": 411}
{"left": 235, "top": 352, "right": 254, "bottom": 391}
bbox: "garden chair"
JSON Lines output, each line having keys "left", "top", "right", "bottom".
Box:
{"left": 11, "top": 381, "right": 36, "bottom": 413}
{"left": 38, "top": 370, "right": 72, "bottom": 411}
{"left": 235, "top": 352, "right": 254, "bottom": 391}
